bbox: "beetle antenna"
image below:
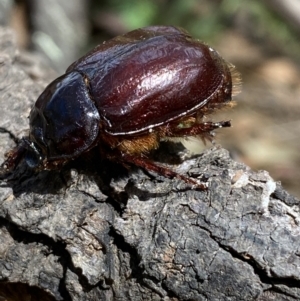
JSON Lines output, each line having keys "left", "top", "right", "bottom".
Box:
{"left": 0, "top": 127, "right": 21, "bottom": 144}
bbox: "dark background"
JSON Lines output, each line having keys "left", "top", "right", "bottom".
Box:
{"left": 1, "top": 0, "right": 300, "bottom": 197}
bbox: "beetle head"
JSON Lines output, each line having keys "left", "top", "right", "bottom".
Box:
{"left": 28, "top": 71, "right": 100, "bottom": 168}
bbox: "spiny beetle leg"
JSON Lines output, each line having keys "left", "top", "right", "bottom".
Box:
{"left": 121, "top": 154, "right": 207, "bottom": 190}
{"left": 168, "top": 120, "right": 232, "bottom": 137}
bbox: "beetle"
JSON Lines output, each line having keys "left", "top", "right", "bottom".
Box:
{"left": 1, "top": 26, "right": 241, "bottom": 187}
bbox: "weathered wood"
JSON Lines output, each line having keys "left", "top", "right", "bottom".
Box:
{"left": 0, "top": 26, "right": 300, "bottom": 301}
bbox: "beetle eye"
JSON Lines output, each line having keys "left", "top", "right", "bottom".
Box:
{"left": 29, "top": 108, "right": 48, "bottom": 153}
{"left": 24, "top": 142, "right": 43, "bottom": 169}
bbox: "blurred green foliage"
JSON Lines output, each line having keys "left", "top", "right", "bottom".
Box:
{"left": 92, "top": 0, "right": 300, "bottom": 62}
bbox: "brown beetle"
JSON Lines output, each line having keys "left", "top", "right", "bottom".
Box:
{"left": 1, "top": 26, "right": 241, "bottom": 187}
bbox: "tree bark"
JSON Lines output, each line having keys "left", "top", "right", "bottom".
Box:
{"left": 1, "top": 26, "right": 300, "bottom": 301}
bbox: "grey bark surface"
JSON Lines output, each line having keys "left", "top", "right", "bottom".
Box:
{"left": 0, "top": 26, "right": 300, "bottom": 301}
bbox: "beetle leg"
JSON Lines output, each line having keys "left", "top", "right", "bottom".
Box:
{"left": 2, "top": 142, "right": 27, "bottom": 170}
{"left": 118, "top": 154, "right": 207, "bottom": 190}
{"left": 167, "top": 120, "right": 231, "bottom": 137}
{"left": 0, "top": 143, "right": 27, "bottom": 179}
